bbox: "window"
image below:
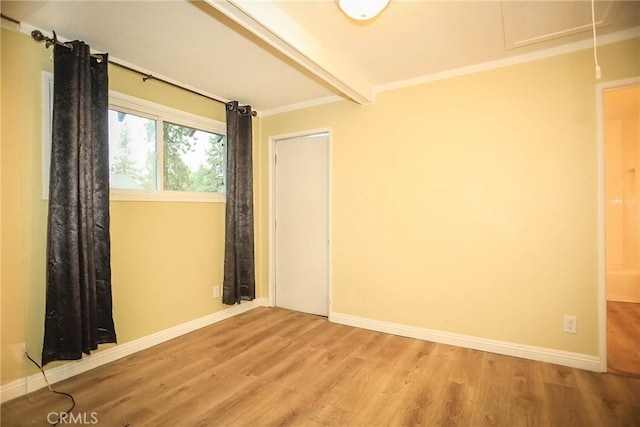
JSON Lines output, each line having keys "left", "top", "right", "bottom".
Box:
{"left": 109, "top": 110, "right": 157, "bottom": 190}
{"left": 162, "top": 122, "right": 225, "bottom": 193}
{"left": 42, "top": 72, "right": 226, "bottom": 202}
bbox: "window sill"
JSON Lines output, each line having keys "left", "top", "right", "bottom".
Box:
{"left": 110, "top": 189, "right": 225, "bottom": 203}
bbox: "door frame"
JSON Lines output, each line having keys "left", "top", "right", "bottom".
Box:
{"left": 597, "top": 76, "right": 640, "bottom": 373}
{"left": 268, "top": 128, "right": 333, "bottom": 314}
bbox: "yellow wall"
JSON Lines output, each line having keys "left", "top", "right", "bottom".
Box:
{"left": 261, "top": 38, "right": 640, "bottom": 356}
{"left": 0, "top": 28, "right": 264, "bottom": 384}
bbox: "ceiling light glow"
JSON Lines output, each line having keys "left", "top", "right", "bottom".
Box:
{"left": 338, "top": 0, "right": 390, "bottom": 21}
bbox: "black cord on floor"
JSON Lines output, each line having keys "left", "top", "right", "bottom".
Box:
{"left": 24, "top": 352, "right": 76, "bottom": 426}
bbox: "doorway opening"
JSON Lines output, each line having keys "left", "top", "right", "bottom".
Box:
{"left": 602, "top": 81, "right": 640, "bottom": 377}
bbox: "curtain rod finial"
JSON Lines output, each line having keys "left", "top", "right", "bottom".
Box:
{"left": 31, "top": 29, "right": 56, "bottom": 49}
{"left": 31, "top": 29, "right": 46, "bottom": 42}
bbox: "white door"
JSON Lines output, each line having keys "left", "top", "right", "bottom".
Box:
{"left": 275, "top": 133, "right": 329, "bottom": 316}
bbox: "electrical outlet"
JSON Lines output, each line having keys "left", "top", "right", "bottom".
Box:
{"left": 213, "top": 285, "right": 221, "bottom": 298}
{"left": 563, "top": 315, "right": 578, "bottom": 334}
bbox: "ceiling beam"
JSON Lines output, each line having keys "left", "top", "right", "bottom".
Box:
{"left": 204, "top": 0, "right": 375, "bottom": 105}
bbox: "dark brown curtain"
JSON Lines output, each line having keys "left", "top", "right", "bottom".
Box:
{"left": 42, "top": 40, "right": 116, "bottom": 365}
{"left": 222, "top": 101, "right": 256, "bottom": 304}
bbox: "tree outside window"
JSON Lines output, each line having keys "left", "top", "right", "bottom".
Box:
{"left": 108, "top": 110, "right": 225, "bottom": 193}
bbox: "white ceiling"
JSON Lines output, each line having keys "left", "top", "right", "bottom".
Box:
{"left": 2, "top": 1, "right": 639, "bottom": 114}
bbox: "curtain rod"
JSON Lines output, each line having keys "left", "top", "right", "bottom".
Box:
{"left": 6, "top": 19, "right": 258, "bottom": 116}
{"left": 1, "top": 13, "right": 20, "bottom": 25}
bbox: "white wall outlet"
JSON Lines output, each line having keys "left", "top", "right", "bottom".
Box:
{"left": 563, "top": 315, "right": 578, "bottom": 334}
{"left": 213, "top": 285, "right": 221, "bottom": 298}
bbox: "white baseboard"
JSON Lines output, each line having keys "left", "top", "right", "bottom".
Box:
{"left": 1, "top": 298, "right": 269, "bottom": 404}
{"left": 329, "top": 311, "right": 601, "bottom": 372}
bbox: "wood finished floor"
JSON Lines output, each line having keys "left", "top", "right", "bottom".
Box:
{"left": 608, "top": 301, "right": 640, "bottom": 378}
{"left": 2, "top": 307, "right": 639, "bottom": 426}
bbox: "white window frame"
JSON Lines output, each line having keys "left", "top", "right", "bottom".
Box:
{"left": 42, "top": 71, "right": 226, "bottom": 203}
{"left": 42, "top": 72, "right": 54, "bottom": 200}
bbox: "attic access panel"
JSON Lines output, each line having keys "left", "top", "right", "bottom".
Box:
{"left": 502, "top": 0, "right": 615, "bottom": 50}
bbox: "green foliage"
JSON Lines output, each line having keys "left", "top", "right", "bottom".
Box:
{"left": 111, "top": 124, "right": 137, "bottom": 177}
{"left": 111, "top": 116, "right": 224, "bottom": 193}
{"left": 163, "top": 122, "right": 225, "bottom": 193}
{"left": 111, "top": 123, "right": 148, "bottom": 189}
{"left": 191, "top": 134, "right": 225, "bottom": 193}
{"left": 163, "top": 122, "right": 195, "bottom": 191}
{"left": 139, "top": 150, "right": 157, "bottom": 190}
